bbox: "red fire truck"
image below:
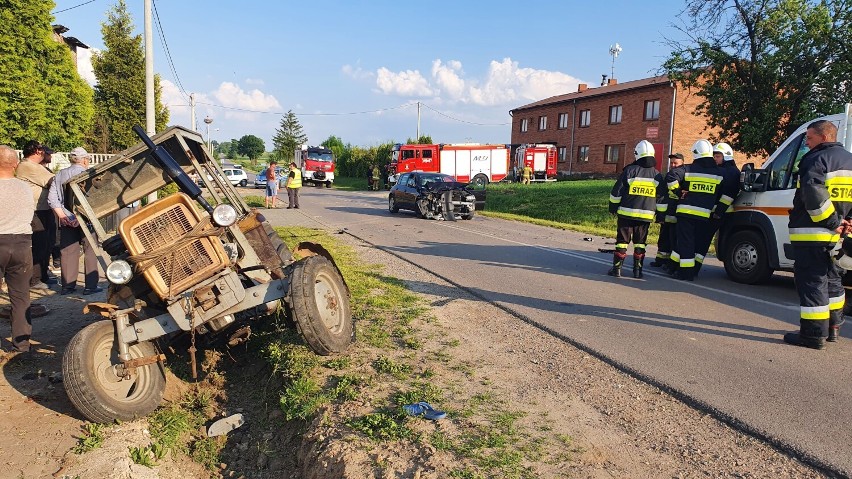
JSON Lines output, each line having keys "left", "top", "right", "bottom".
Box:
{"left": 390, "top": 143, "right": 510, "bottom": 187}
{"left": 513, "top": 144, "right": 557, "bottom": 182}
{"left": 294, "top": 145, "right": 335, "bottom": 188}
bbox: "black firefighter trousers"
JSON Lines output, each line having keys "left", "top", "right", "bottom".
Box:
{"left": 793, "top": 244, "right": 845, "bottom": 339}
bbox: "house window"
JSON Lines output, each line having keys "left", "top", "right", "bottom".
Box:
{"left": 577, "top": 146, "right": 590, "bottom": 162}
{"left": 558, "top": 146, "right": 567, "bottom": 162}
{"left": 644, "top": 100, "right": 660, "bottom": 121}
{"left": 609, "top": 105, "right": 622, "bottom": 125}
{"left": 558, "top": 113, "right": 569, "bottom": 129}
{"left": 520, "top": 118, "right": 528, "bottom": 132}
{"left": 579, "top": 109, "right": 590, "bottom": 127}
{"left": 539, "top": 116, "right": 547, "bottom": 130}
{"left": 605, "top": 144, "right": 623, "bottom": 164}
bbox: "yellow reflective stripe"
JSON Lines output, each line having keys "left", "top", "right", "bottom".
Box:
{"left": 670, "top": 251, "right": 681, "bottom": 262}
{"left": 677, "top": 205, "right": 711, "bottom": 218}
{"left": 679, "top": 258, "right": 695, "bottom": 267}
{"left": 801, "top": 305, "right": 830, "bottom": 320}
{"left": 610, "top": 195, "right": 622, "bottom": 204}
{"left": 656, "top": 203, "right": 667, "bottom": 212}
{"left": 720, "top": 195, "right": 734, "bottom": 205}
{"left": 616, "top": 243, "right": 629, "bottom": 249}
{"left": 627, "top": 177, "right": 659, "bottom": 186}
{"left": 829, "top": 295, "right": 845, "bottom": 311}
{"left": 696, "top": 254, "right": 704, "bottom": 264}
{"left": 668, "top": 180, "right": 679, "bottom": 190}
{"left": 635, "top": 244, "right": 646, "bottom": 249}
{"left": 808, "top": 199, "right": 836, "bottom": 222}
{"left": 684, "top": 172, "right": 722, "bottom": 184}
{"left": 617, "top": 207, "right": 655, "bottom": 220}
{"left": 665, "top": 215, "right": 678, "bottom": 223}
{"left": 656, "top": 252, "right": 670, "bottom": 259}
{"left": 789, "top": 227, "right": 840, "bottom": 243}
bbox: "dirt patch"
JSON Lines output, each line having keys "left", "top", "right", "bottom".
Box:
{"left": 1, "top": 232, "right": 824, "bottom": 479}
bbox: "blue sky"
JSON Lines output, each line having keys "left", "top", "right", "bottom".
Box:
{"left": 52, "top": 0, "right": 688, "bottom": 150}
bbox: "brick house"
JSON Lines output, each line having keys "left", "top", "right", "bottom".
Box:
{"left": 510, "top": 75, "right": 730, "bottom": 176}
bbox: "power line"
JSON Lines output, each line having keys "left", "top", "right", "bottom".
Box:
{"left": 151, "top": 0, "right": 188, "bottom": 102}
{"left": 420, "top": 102, "right": 510, "bottom": 126}
{"left": 52, "top": 0, "right": 97, "bottom": 14}
{"left": 194, "top": 101, "right": 416, "bottom": 116}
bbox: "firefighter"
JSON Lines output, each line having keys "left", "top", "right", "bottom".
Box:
{"left": 784, "top": 120, "right": 852, "bottom": 349}
{"left": 693, "top": 143, "right": 741, "bottom": 277}
{"left": 607, "top": 140, "right": 664, "bottom": 278}
{"left": 650, "top": 153, "right": 685, "bottom": 269}
{"left": 522, "top": 163, "right": 533, "bottom": 184}
{"left": 371, "top": 164, "right": 381, "bottom": 191}
{"left": 670, "top": 140, "right": 728, "bottom": 281}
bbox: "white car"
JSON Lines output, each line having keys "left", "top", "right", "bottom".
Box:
{"left": 194, "top": 168, "right": 248, "bottom": 187}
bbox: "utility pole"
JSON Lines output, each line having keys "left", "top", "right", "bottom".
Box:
{"left": 416, "top": 101, "right": 421, "bottom": 141}
{"left": 144, "top": 0, "right": 157, "bottom": 204}
{"left": 190, "top": 93, "right": 196, "bottom": 132}
{"left": 144, "top": 0, "right": 154, "bottom": 135}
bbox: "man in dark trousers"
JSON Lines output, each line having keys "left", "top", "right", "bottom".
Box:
{"left": 15, "top": 141, "right": 56, "bottom": 291}
{"left": 693, "top": 142, "right": 741, "bottom": 278}
{"left": 784, "top": 120, "right": 852, "bottom": 349}
{"left": 0, "top": 145, "right": 35, "bottom": 358}
{"left": 607, "top": 140, "right": 664, "bottom": 279}
{"left": 670, "top": 140, "right": 729, "bottom": 281}
{"left": 650, "top": 153, "right": 684, "bottom": 269}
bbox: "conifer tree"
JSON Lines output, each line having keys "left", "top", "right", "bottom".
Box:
{"left": 272, "top": 110, "right": 308, "bottom": 159}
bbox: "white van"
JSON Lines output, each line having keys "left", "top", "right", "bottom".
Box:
{"left": 717, "top": 104, "right": 852, "bottom": 284}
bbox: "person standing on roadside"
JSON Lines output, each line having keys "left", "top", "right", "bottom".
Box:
{"left": 692, "top": 143, "right": 740, "bottom": 278}
{"left": 48, "top": 147, "right": 101, "bottom": 295}
{"left": 650, "top": 153, "right": 685, "bottom": 269}
{"left": 670, "top": 140, "right": 729, "bottom": 281}
{"left": 522, "top": 163, "right": 533, "bottom": 185}
{"left": 265, "top": 160, "right": 278, "bottom": 208}
{"left": 0, "top": 145, "right": 35, "bottom": 357}
{"left": 607, "top": 140, "right": 664, "bottom": 279}
{"left": 784, "top": 120, "right": 852, "bottom": 349}
{"left": 371, "top": 164, "right": 381, "bottom": 191}
{"left": 15, "top": 141, "right": 56, "bottom": 291}
{"left": 286, "top": 161, "right": 302, "bottom": 209}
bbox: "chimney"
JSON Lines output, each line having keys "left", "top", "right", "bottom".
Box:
{"left": 577, "top": 83, "right": 588, "bottom": 93}
{"left": 607, "top": 78, "right": 618, "bottom": 86}
{"left": 601, "top": 74, "right": 608, "bottom": 86}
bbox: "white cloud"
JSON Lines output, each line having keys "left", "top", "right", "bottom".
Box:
{"left": 77, "top": 47, "right": 98, "bottom": 86}
{"left": 245, "top": 78, "right": 265, "bottom": 86}
{"left": 211, "top": 82, "right": 281, "bottom": 111}
{"left": 342, "top": 64, "right": 374, "bottom": 81}
{"left": 375, "top": 67, "right": 436, "bottom": 97}
{"left": 373, "top": 57, "right": 583, "bottom": 106}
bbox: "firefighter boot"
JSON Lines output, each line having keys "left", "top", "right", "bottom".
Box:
{"left": 783, "top": 332, "right": 826, "bottom": 350}
{"left": 633, "top": 254, "right": 645, "bottom": 279}
{"left": 827, "top": 326, "right": 840, "bottom": 342}
{"left": 607, "top": 252, "right": 625, "bottom": 278}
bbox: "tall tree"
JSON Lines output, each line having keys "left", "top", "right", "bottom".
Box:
{"left": 238, "top": 134, "right": 265, "bottom": 165}
{"left": 664, "top": 0, "right": 852, "bottom": 155}
{"left": 272, "top": 110, "right": 308, "bottom": 159}
{"left": 91, "top": 0, "right": 169, "bottom": 153}
{"left": 0, "top": 0, "right": 94, "bottom": 148}
{"left": 406, "top": 135, "right": 433, "bottom": 145}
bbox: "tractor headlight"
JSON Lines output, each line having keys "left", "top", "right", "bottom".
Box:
{"left": 212, "top": 204, "right": 238, "bottom": 227}
{"left": 106, "top": 260, "right": 133, "bottom": 285}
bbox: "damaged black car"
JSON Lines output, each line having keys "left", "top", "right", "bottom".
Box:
{"left": 388, "top": 172, "right": 484, "bottom": 221}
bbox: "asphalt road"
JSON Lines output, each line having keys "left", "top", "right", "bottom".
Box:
{"left": 265, "top": 186, "right": 852, "bottom": 476}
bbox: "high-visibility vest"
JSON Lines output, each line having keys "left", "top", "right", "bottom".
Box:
{"left": 289, "top": 168, "right": 302, "bottom": 188}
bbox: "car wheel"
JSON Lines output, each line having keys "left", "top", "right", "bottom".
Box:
{"left": 388, "top": 196, "right": 399, "bottom": 213}
{"left": 723, "top": 230, "right": 773, "bottom": 284}
{"left": 239, "top": 179, "right": 247, "bottom": 187}
{"left": 416, "top": 198, "right": 430, "bottom": 219}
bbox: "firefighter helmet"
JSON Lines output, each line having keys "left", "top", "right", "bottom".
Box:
{"left": 692, "top": 140, "right": 714, "bottom": 160}
{"left": 713, "top": 142, "right": 735, "bottom": 162}
{"left": 831, "top": 236, "right": 852, "bottom": 270}
{"left": 634, "top": 140, "right": 655, "bottom": 160}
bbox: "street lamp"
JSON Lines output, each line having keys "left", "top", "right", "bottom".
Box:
{"left": 204, "top": 116, "right": 213, "bottom": 153}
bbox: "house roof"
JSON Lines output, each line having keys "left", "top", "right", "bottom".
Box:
{"left": 511, "top": 74, "right": 672, "bottom": 113}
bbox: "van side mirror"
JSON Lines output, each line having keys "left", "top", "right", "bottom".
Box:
{"left": 741, "top": 166, "right": 767, "bottom": 192}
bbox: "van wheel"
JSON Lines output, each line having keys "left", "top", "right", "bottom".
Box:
{"left": 288, "top": 255, "right": 353, "bottom": 355}
{"left": 63, "top": 320, "right": 166, "bottom": 423}
{"left": 723, "top": 230, "right": 773, "bottom": 284}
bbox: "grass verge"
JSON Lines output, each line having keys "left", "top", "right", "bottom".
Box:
{"left": 481, "top": 180, "right": 661, "bottom": 243}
